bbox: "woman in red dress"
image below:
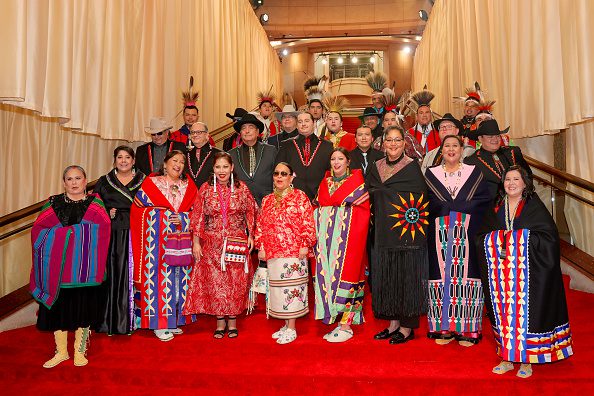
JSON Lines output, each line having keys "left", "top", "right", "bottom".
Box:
{"left": 254, "top": 162, "right": 316, "bottom": 344}
{"left": 184, "top": 152, "right": 257, "bottom": 338}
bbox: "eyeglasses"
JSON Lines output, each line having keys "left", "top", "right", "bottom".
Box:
{"left": 190, "top": 130, "right": 207, "bottom": 135}
{"left": 439, "top": 124, "right": 456, "bottom": 131}
{"left": 273, "top": 171, "right": 291, "bottom": 177}
{"left": 152, "top": 131, "right": 165, "bottom": 136}
{"left": 384, "top": 137, "right": 404, "bottom": 143}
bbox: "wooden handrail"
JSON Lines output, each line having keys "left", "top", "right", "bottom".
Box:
{"left": 532, "top": 175, "right": 594, "bottom": 207}
{"left": 525, "top": 155, "right": 594, "bottom": 193}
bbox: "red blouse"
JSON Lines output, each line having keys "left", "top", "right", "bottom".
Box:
{"left": 255, "top": 188, "right": 316, "bottom": 260}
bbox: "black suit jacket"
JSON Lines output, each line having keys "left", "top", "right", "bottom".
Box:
{"left": 464, "top": 146, "right": 532, "bottom": 199}
{"left": 267, "top": 129, "right": 298, "bottom": 150}
{"left": 185, "top": 145, "right": 221, "bottom": 189}
{"left": 229, "top": 142, "right": 277, "bottom": 205}
{"left": 349, "top": 147, "right": 385, "bottom": 178}
{"left": 135, "top": 140, "right": 186, "bottom": 176}
{"left": 275, "top": 134, "right": 333, "bottom": 201}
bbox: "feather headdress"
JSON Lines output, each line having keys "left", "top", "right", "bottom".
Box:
{"left": 381, "top": 88, "right": 398, "bottom": 113}
{"left": 477, "top": 99, "right": 496, "bottom": 115}
{"left": 303, "top": 76, "right": 322, "bottom": 92}
{"left": 410, "top": 85, "right": 435, "bottom": 109}
{"left": 280, "top": 92, "right": 297, "bottom": 109}
{"left": 323, "top": 94, "right": 349, "bottom": 115}
{"left": 366, "top": 72, "right": 388, "bottom": 95}
{"left": 453, "top": 81, "right": 483, "bottom": 104}
{"left": 257, "top": 88, "right": 276, "bottom": 105}
{"left": 181, "top": 76, "right": 199, "bottom": 108}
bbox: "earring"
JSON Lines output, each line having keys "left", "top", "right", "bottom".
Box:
{"left": 231, "top": 173, "right": 235, "bottom": 193}
{"left": 214, "top": 177, "right": 217, "bottom": 192}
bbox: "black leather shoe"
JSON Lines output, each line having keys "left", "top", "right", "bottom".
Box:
{"left": 389, "top": 329, "right": 414, "bottom": 344}
{"left": 374, "top": 327, "right": 400, "bottom": 340}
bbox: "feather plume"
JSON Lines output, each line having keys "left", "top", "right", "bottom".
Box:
{"left": 257, "top": 88, "right": 276, "bottom": 104}
{"left": 366, "top": 72, "right": 388, "bottom": 93}
{"left": 182, "top": 90, "right": 199, "bottom": 107}
{"left": 411, "top": 88, "right": 435, "bottom": 108}
{"left": 323, "top": 94, "right": 349, "bottom": 114}
{"left": 305, "top": 86, "right": 325, "bottom": 103}
{"left": 477, "top": 99, "right": 496, "bottom": 114}
{"left": 381, "top": 88, "right": 398, "bottom": 112}
{"left": 398, "top": 91, "right": 415, "bottom": 117}
{"left": 303, "top": 76, "right": 322, "bottom": 92}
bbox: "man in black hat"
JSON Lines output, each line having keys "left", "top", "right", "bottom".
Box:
{"left": 421, "top": 113, "right": 475, "bottom": 174}
{"left": 222, "top": 108, "right": 248, "bottom": 152}
{"left": 464, "top": 119, "right": 531, "bottom": 198}
{"left": 185, "top": 122, "right": 221, "bottom": 188}
{"left": 276, "top": 112, "right": 333, "bottom": 201}
{"left": 359, "top": 107, "right": 383, "bottom": 141}
{"left": 228, "top": 113, "right": 277, "bottom": 205}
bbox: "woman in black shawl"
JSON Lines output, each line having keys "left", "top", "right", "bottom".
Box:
{"left": 367, "top": 126, "right": 429, "bottom": 344}
{"left": 477, "top": 166, "right": 573, "bottom": 378}
{"left": 424, "top": 135, "right": 491, "bottom": 346}
{"left": 94, "top": 146, "right": 145, "bottom": 335}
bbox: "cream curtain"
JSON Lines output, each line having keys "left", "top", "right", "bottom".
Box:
{"left": 413, "top": 0, "right": 594, "bottom": 256}
{"left": 0, "top": 0, "right": 283, "bottom": 141}
{"left": 0, "top": 0, "right": 282, "bottom": 297}
{"left": 412, "top": 0, "right": 594, "bottom": 138}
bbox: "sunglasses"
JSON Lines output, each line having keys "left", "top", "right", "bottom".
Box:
{"left": 152, "top": 131, "right": 165, "bottom": 136}
{"left": 273, "top": 171, "right": 291, "bottom": 177}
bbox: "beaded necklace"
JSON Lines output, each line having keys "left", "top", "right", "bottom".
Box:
{"left": 443, "top": 163, "right": 462, "bottom": 198}
{"left": 186, "top": 146, "right": 212, "bottom": 181}
{"left": 504, "top": 195, "right": 521, "bottom": 231}
{"left": 293, "top": 138, "right": 321, "bottom": 167}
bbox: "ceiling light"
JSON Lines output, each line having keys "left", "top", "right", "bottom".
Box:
{"left": 415, "top": 35, "right": 422, "bottom": 41}
{"left": 269, "top": 41, "right": 281, "bottom": 47}
{"left": 281, "top": 49, "right": 289, "bottom": 56}
{"left": 321, "top": 58, "right": 328, "bottom": 65}
{"left": 259, "top": 13, "right": 269, "bottom": 24}
{"left": 403, "top": 46, "right": 411, "bottom": 54}
{"left": 351, "top": 56, "right": 358, "bottom": 64}
{"left": 337, "top": 56, "right": 344, "bottom": 64}
{"left": 370, "top": 56, "right": 376, "bottom": 63}
{"left": 419, "top": 10, "right": 429, "bottom": 21}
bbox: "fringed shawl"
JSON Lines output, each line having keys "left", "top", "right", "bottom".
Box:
{"left": 29, "top": 195, "right": 110, "bottom": 309}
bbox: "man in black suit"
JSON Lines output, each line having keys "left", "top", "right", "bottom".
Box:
{"left": 349, "top": 125, "right": 384, "bottom": 178}
{"left": 228, "top": 113, "right": 277, "bottom": 205}
{"left": 185, "top": 122, "right": 221, "bottom": 189}
{"left": 275, "top": 112, "right": 333, "bottom": 201}
{"left": 135, "top": 117, "right": 186, "bottom": 176}
{"left": 464, "top": 119, "right": 532, "bottom": 199}
{"left": 267, "top": 104, "right": 299, "bottom": 150}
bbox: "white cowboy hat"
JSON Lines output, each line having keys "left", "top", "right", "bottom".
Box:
{"left": 274, "top": 104, "right": 300, "bottom": 122}
{"left": 145, "top": 117, "right": 173, "bottom": 134}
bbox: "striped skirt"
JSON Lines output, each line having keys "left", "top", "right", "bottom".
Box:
{"left": 267, "top": 258, "right": 309, "bottom": 319}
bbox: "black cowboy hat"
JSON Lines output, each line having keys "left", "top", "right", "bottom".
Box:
{"left": 225, "top": 107, "right": 248, "bottom": 121}
{"left": 357, "top": 107, "right": 382, "bottom": 121}
{"left": 468, "top": 119, "right": 510, "bottom": 141}
{"left": 434, "top": 113, "right": 464, "bottom": 132}
{"left": 233, "top": 113, "right": 265, "bottom": 133}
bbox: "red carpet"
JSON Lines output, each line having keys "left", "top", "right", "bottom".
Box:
{"left": 1, "top": 276, "right": 593, "bottom": 395}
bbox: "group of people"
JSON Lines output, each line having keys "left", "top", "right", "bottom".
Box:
{"left": 30, "top": 79, "right": 573, "bottom": 379}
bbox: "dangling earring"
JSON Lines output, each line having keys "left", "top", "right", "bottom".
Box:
{"left": 231, "top": 173, "right": 235, "bottom": 193}
{"left": 330, "top": 168, "right": 335, "bottom": 178}
{"left": 214, "top": 177, "right": 217, "bottom": 192}
{"left": 132, "top": 168, "right": 136, "bottom": 176}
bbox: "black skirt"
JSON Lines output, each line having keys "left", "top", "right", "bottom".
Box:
{"left": 37, "top": 285, "right": 103, "bottom": 332}
{"left": 96, "top": 228, "right": 133, "bottom": 335}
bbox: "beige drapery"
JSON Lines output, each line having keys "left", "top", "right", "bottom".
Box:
{"left": 412, "top": 0, "right": 593, "bottom": 138}
{"left": 0, "top": 0, "right": 282, "bottom": 296}
{"left": 412, "top": 0, "right": 594, "bottom": 256}
{"left": 0, "top": 0, "right": 283, "bottom": 142}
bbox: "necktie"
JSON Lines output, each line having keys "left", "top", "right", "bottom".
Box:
{"left": 248, "top": 146, "right": 256, "bottom": 177}
{"left": 362, "top": 152, "right": 368, "bottom": 173}
{"left": 304, "top": 137, "right": 311, "bottom": 163}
